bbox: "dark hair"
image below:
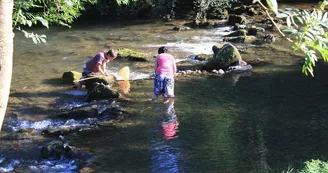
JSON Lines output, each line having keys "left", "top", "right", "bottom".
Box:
{"left": 106, "top": 49, "right": 116, "bottom": 57}
{"left": 158, "top": 46, "right": 168, "bottom": 54}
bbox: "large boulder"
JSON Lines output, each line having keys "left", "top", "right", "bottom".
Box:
{"left": 229, "top": 6, "right": 258, "bottom": 16}
{"left": 226, "top": 29, "right": 247, "bottom": 37}
{"left": 85, "top": 82, "right": 120, "bottom": 102}
{"left": 223, "top": 35, "right": 259, "bottom": 44}
{"left": 204, "top": 43, "right": 243, "bottom": 71}
{"left": 227, "top": 14, "right": 247, "bottom": 26}
{"left": 82, "top": 74, "right": 115, "bottom": 92}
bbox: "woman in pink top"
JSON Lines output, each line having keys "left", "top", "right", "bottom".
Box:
{"left": 149, "top": 47, "right": 177, "bottom": 102}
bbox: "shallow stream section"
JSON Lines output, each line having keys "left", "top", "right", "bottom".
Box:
{"left": 1, "top": 16, "right": 328, "bottom": 172}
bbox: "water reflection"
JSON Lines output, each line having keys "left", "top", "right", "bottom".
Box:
{"left": 160, "top": 99, "right": 179, "bottom": 140}
{"left": 150, "top": 99, "right": 184, "bottom": 173}
{"left": 231, "top": 71, "right": 252, "bottom": 86}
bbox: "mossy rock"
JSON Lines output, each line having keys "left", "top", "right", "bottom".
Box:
{"left": 62, "top": 71, "right": 82, "bottom": 84}
{"left": 227, "top": 14, "right": 247, "bottom": 25}
{"left": 223, "top": 36, "right": 259, "bottom": 44}
{"left": 226, "top": 29, "right": 247, "bottom": 37}
{"left": 117, "top": 48, "right": 152, "bottom": 62}
{"left": 204, "top": 43, "right": 241, "bottom": 70}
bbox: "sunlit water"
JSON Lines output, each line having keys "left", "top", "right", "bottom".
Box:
{"left": 2, "top": 12, "right": 328, "bottom": 172}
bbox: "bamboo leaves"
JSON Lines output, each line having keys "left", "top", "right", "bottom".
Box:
{"left": 276, "top": 0, "right": 328, "bottom": 76}
{"left": 116, "top": 0, "right": 136, "bottom": 6}
{"left": 266, "top": 0, "right": 278, "bottom": 15}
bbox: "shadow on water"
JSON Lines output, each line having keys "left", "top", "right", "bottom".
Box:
{"left": 42, "top": 78, "right": 73, "bottom": 86}
{"left": 69, "top": 119, "right": 152, "bottom": 172}
{"left": 231, "top": 64, "right": 328, "bottom": 172}
{"left": 8, "top": 86, "right": 85, "bottom": 119}
{"left": 173, "top": 62, "right": 328, "bottom": 173}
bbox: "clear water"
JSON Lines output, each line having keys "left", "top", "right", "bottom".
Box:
{"left": 2, "top": 15, "right": 328, "bottom": 172}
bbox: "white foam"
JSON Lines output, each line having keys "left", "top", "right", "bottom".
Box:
{"left": 29, "top": 159, "right": 77, "bottom": 173}
{"left": 0, "top": 160, "right": 20, "bottom": 173}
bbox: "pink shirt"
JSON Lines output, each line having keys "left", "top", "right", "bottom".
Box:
{"left": 156, "top": 53, "right": 176, "bottom": 75}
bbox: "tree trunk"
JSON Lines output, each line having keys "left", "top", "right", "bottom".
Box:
{"left": 0, "top": 0, "right": 13, "bottom": 132}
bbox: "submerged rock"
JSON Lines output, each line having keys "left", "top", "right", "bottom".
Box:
{"left": 80, "top": 167, "right": 96, "bottom": 173}
{"left": 223, "top": 35, "right": 258, "bottom": 44}
{"left": 40, "top": 139, "right": 92, "bottom": 162}
{"left": 194, "top": 54, "right": 212, "bottom": 61}
{"left": 2, "top": 128, "right": 39, "bottom": 140}
{"left": 40, "top": 140, "right": 70, "bottom": 159}
{"left": 226, "top": 29, "right": 247, "bottom": 37}
{"left": 226, "top": 64, "right": 253, "bottom": 73}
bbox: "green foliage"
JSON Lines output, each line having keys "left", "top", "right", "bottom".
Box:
{"left": 298, "top": 159, "right": 328, "bottom": 173}
{"left": 13, "top": 0, "right": 136, "bottom": 44}
{"left": 194, "top": 0, "right": 237, "bottom": 20}
{"left": 266, "top": 0, "right": 278, "bottom": 15}
{"left": 13, "top": 0, "right": 98, "bottom": 44}
{"left": 116, "top": 0, "right": 136, "bottom": 5}
{"left": 277, "top": 0, "right": 328, "bottom": 76}
{"left": 14, "top": 0, "right": 98, "bottom": 28}
{"left": 21, "top": 31, "right": 47, "bottom": 44}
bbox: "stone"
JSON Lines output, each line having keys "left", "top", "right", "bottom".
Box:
{"left": 85, "top": 82, "right": 120, "bottom": 102}
{"left": 218, "top": 69, "right": 225, "bottom": 75}
{"left": 117, "top": 48, "right": 152, "bottom": 62}
{"left": 80, "top": 167, "right": 96, "bottom": 173}
{"left": 223, "top": 36, "right": 258, "bottom": 44}
{"left": 62, "top": 71, "right": 82, "bottom": 84}
{"left": 226, "top": 29, "right": 247, "bottom": 37}
{"left": 227, "top": 14, "right": 247, "bottom": 26}
{"left": 194, "top": 54, "right": 212, "bottom": 61}
{"left": 204, "top": 43, "right": 243, "bottom": 71}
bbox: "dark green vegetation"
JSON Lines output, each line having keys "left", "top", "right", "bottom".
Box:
{"left": 84, "top": 0, "right": 238, "bottom": 20}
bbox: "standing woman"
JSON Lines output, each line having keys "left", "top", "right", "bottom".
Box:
{"left": 149, "top": 46, "right": 177, "bottom": 102}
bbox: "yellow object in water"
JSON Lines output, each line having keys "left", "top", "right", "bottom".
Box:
{"left": 118, "top": 80, "right": 131, "bottom": 94}
{"left": 117, "top": 66, "right": 130, "bottom": 81}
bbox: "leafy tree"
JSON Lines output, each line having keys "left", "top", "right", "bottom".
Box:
{"left": 194, "top": 0, "right": 237, "bottom": 20}
{"left": 0, "top": 0, "right": 135, "bottom": 132}
{"left": 13, "top": 0, "right": 98, "bottom": 43}
{"left": 254, "top": 0, "right": 328, "bottom": 76}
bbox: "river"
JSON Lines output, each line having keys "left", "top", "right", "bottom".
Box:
{"left": 1, "top": 5, "right": 328, "bottom": 172}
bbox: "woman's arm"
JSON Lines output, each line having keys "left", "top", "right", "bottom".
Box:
{"left": 172, "top": 57, "right": 177, "bottom": 75}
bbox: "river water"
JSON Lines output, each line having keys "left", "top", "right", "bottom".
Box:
{"left": 1, "top": 10, "right": 328, "bottom": 173}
